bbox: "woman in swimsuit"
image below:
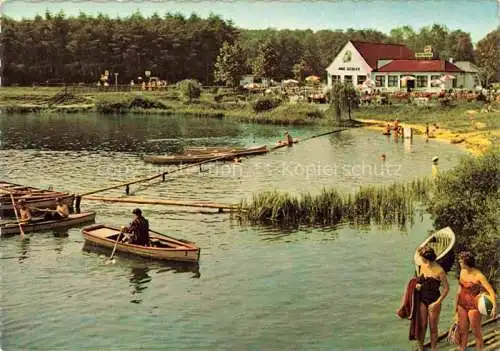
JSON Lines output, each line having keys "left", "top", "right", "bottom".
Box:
{"left": 455, "top": 251, "right": 497, "bottom": 351}
{"left": 415, "top": 246, "right": 449, "bottom": 351}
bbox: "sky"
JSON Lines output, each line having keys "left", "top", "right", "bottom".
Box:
{"left": 1, "top": 0, "right": 498, "bottom": 44}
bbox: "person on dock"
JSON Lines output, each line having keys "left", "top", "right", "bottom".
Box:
{"left": 43, "top": 197, "right": 70, "bottom": 220}
{"left": 17, "top": 199, "right": 32, "bottom": 223}
{"left": 284, "top": 131, "right": 294, "bottom": 145}
{"left": 121, "top": 208, "right": 150, "bottom": 246}
{"left": 415, "top": 246, "right": 449, "bottom": 351}
{"left": 454, "top": 251, "right": 497, "bottom": 351}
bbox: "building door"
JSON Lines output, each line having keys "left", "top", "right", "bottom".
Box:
{"left": 407, "top": 79, "right": 415, "bottom": 92}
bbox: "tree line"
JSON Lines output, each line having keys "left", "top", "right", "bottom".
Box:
{"left": 0, "top": 11, "right": 498, "bottom": 86}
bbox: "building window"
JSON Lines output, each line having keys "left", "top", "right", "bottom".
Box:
{"left": 332, "top": 75, "right": 340, "bottom": 82}
{"left": 375, "top": 75, "right": 385, "bottom": 87}
{"left": 452, "top": 78, "right": 457, "bottom": 88}
{"left": 416, "top": 75, "right": 428, "bottom": 88}
{"left": 430, "top": 75, "right": 441, "bottom": 87}
{"left": 357, "top": 75, "right": 366, "bottom": 85}
{"left": 388, "top": 75, "right": 398, "bottom": 87}
{"left": 344, "top": 75, "right": 353, "bottom": 84}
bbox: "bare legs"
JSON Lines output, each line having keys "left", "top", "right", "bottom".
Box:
{"left": 457, "top": 305, "right": 483, "bottom": 350}
{"left": 416, "top": 302, "right": 441, "bottom": 351}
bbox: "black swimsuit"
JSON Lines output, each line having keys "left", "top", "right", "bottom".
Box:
{"left": 419, "top": 276, "right": 441, "bottom": 306}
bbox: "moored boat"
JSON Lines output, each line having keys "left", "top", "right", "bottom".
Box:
{"left": 81, "top": 224, "right": 200, "bottom": 262}
{"left": 143, "top": 145, "right": 268, "bottom": 165}
{"left": 414, "top": 226, "right": 456, "bottom": 273}
{"left": 0, "top": 212, "right": 96, "bottom": 236}
{"left": 183, "top": 146, "right": 243, "bottom": 155}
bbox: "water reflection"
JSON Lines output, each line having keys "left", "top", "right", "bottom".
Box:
{"left": 156, "top": 261, "right": 201, "bottom": 279}
{"left": 129, "top": 265, "right": 152, "bottom": 304}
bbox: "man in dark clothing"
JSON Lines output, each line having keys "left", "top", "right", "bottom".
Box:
{"left": 123, "top": 208, "right": 150, "bottom": 246}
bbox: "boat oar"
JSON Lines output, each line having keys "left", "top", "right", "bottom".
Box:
{"left": 107, "top": 227, "right": 126, "bottom": 264}
{"left": 9, "top": 193, "right": 25, "bottom": 239}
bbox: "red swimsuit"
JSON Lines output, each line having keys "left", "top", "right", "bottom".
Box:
{"left": 457, "top": 280, "right": 482, "bottom": 311}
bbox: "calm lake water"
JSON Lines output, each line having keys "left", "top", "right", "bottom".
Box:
{"left": 1, "top": 113, "right": 468, "bottom": 350}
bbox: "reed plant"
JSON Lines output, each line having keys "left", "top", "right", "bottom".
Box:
{"left": 239, "top": 178, "right": 432, "bottom": 227}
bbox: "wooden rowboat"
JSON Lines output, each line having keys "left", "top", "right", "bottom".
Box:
{"left": 183, "top": 146, "right": 243, "bottom": 155}
{"left": 414, "top": 226, "right": 456, "bottom": 274}
{"left": 143, "top": 145, "right": 268, "bottom": 165}
{"left": 82, "top": 224, "right": 200, "bottom": 263}
{"left": 0, "top": 212, "right": 96, "bottom": 236}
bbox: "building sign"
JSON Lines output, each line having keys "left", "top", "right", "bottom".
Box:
{"left": 338, "top": 67, "right": 360, "bottom": 71}
{"left": 415, "top": 45, "right": 433, "bottom": 58}
{"left": 343, "top": 50, "right": 352, "bottom": 63}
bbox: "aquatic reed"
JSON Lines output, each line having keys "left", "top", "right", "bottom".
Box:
{"left": 239, "top": 178, "right": 432, "bottom": 226}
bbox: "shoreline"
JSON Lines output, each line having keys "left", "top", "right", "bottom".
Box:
{"left": 356, "top": 118, "right": 497, "bottom": 155}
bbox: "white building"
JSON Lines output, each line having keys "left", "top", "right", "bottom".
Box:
{"left": 326, "top": 40, "right": 479, "bottom": 91}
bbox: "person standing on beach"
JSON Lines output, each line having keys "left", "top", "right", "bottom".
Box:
{"left": 432, "top": 156, "right": 439, "bottom": 180}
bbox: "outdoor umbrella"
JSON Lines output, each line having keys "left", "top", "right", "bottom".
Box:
{"left": 362, "top": 78, "right": 375, "bottom": 87}
{"left": 305, "top": 75, "right": 321, "bottom": 83}
{"left": 282, "top": 79, "right": 299, "bottom": 85}
{"left": 400, "top": 76, "right": 416, "bottom": 81}
{"left": 440, "top": 74, "right": 456, "bottom": 82}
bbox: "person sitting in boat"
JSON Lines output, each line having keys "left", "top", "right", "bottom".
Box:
{"left": 121, "top": 208, "right": 150, "bottom": 246}
{"left": 43, "top": 197, "right": 70, "bottom": 220}
{"left": 284, "top": 131, "right": 294, "bottom": 145}
{"left": 17, "top": 199, "right": 32, "bottom": 223}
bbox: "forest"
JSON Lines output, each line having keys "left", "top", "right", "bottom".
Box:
{"left": 0, "top": 11, "right": 498, "bottom": 86}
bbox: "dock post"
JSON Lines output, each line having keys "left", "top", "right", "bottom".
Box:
{"left": 125, "top": 185, "right": 130, "bottom": 195}
{"left": 75, "top": 195, "right": 81, "bottom": 214}
{"left": 199, "top": 164, "right": 202, "bottom": 172}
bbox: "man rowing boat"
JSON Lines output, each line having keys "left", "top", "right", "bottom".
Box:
{"left": 120, "top": 208, "right": 150, "bottom": 246}
{"left": 18, "top": 199, "right": 32, "bottom": 223}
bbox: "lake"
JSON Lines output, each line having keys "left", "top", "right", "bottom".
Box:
{"left": 1, "top": 112, "right": 468, "bottom": 350}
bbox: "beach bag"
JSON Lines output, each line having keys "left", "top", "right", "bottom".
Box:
{"left": 446, "top": 322, "right": 460, "bottom": 345}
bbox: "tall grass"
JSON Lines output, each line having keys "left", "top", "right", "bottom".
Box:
{"left": 239, "top": 178, "right": 431, "bottom": 227}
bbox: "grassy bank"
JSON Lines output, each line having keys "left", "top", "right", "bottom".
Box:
{"left": 0, "top": 87, "right": 329, "bottom": 126}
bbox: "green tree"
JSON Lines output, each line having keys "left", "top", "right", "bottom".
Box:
{"left": 427, "top": 149, "right": 500, "bottom": 280}
{"left": 446, "top": 30, "right": 474, "bottom": 62}
{"left": 214, "top": 41, "right": 247, "bottom": 88}
{"left": 475, "top": 27, "right": 500, "bottom": 85}
{"left": 292, "top": 58, "right": 311, "bottom": 84}
{"left": 329, "top": 81, "right": 359, "bottom": 122}
{"left": 177, "top": 79, "right": 201, "bottom": 102}
{"left": 252, "top": 39, "right": 279, "bottom": 80}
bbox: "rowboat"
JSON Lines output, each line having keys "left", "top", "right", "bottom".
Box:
{"left": 0, "top": 212, "right": 96, "bottom": 236}
{"left": 81, "top": 224, "right": 201, "bottom": 263}
{"left": 0, "top": 194, "right": 75, "bottom": 215}
{"left": 183, "top": 146, "right": 243, "bottom": 155}
{"left": 414, "top": 227, "right": 456, "bottom": 273}
{"left": 143, "top": 145, "right": 268, "bottom": 165}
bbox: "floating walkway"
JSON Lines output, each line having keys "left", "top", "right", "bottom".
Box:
{"left": 83, "top": 195, "right": 239, "bottom": 212}
{"left": 423, "top": 315, "right": 499, "bottom": 350}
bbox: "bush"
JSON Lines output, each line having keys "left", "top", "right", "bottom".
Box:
{"left": 427, "top": 149, "right": 500, "bottom": 280}
{"left": 177, "top": 79, "right": 201, "bottom": 102}
{"left": 129, "top": 95, "right": 167, "bottom": 109}
{"left": 252, "top": 96, "right": 281, "bottom": 112}
{"left": 213, "top": 93, "right": 224, "bottom": 103}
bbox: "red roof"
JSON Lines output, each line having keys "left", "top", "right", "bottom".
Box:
{"left": 376, "top": 60, "right": 463, "bottom": 72}
{"left": 351, "top": 40, "right": 415, "bottom": 69}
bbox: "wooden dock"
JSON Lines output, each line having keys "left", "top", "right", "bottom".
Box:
{"left": 423, "top": 316, "right": 499, "bottom": 350}
{"left": 83, "top": 195, "right": 239, "bottom": 212}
